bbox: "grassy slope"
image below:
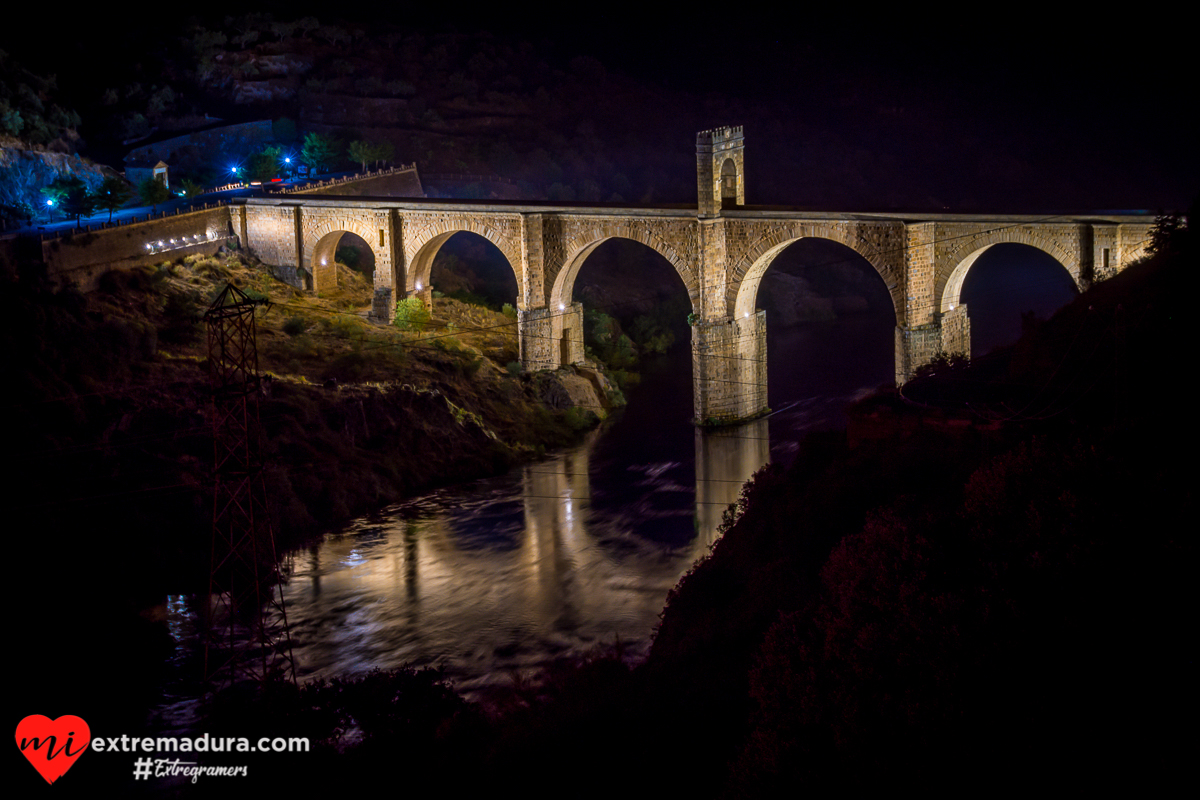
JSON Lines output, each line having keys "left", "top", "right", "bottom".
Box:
{"left": 7, "top": 248, "right": 596, "bottom": 744}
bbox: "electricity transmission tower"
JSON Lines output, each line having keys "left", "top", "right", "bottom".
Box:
{"left": 203, "top": 283, "right": 295, "bottom": 689}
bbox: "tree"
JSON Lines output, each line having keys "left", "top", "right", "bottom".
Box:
{"left": 348, "top": 140, "right": 373, "bottom": 173}
{"left": 301, "top": 132, "right": 341, "bottom": 175}
{"left": 41, "top": 176, "right": 93, "bottom": 227}
{"left": 138, "top": 176, "right": 171, "bottom": 211}
{"left": 177, "top": 178, "right": 205, "bottom": 199}
{"left": 1148, "top": 212, "right": 1187, "bottom": 257}
{"left": 348, "top": 140, "right": 393, "bottom": 172}
{"left": 246, "top": 145, "right": 283, "bottom": 182}
{"left": 370, "top": 140, "right": 394, "bottom": 169}
{"left": 93, "top": 176, "right": 131, "bottom": 222}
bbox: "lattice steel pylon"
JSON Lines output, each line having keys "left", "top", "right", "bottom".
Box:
{"left": 203, "top": 283, "right": 295, "bottom": 689}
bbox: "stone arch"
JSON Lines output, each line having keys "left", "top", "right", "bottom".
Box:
{"left": 547, "top": 223, "right": 699, "bottom": 315}
{"left": 306, "top": 216, "right": 382, "bottom": 293}
{"left": 404, "top": 218, "right": 522, "bottom": 307}
{"left": 544, "top": 227, "right": 697, "bottom": 369}
{"left": 938, "top": 229, "right": 1077, "bottom": 315}
{"left": 731, "top": 227, "right": 903, "bottom": 325}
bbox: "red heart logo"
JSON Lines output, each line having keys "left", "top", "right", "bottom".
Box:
{"left": 15, "top": 715, "right": 91, "bottom": 784}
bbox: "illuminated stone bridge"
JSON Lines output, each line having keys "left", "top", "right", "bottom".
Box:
{"left": 234, "top": 127, "right": 1153, "bottom": 424}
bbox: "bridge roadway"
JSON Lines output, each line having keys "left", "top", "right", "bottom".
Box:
{"left": 234, "top": 127, "right": 1154, "bottom": 424}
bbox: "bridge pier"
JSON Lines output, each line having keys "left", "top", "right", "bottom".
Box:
{"left": 517, "top": 302, "right": 584, "bottom": 372}
{"left": 370, "top": 287, "right": 393, "bottom": 324}
{"left": 692, "top": 311, "right": 767, "bottom": 425}
{"left": 895, "top": 305, "right": 971, "bottom": 382}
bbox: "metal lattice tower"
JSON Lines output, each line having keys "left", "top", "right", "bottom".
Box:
{"left": 203, "top": 283, "right": 295, "bottom": 689}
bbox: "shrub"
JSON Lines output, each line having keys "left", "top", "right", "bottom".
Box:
{"left": 243, "top": 288, "right": 270, "bottom": 305}
{"left": 282, "top": 316, "right": 307, "bottom": 336}
{"left": 564, "top": 406, "right": 599, "bottom": 432}
{"left": 394, "top": 296, "right": 430, "bottom": 332}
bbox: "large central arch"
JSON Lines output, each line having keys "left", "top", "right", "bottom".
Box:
{"left": 731, "top": 227, "right": 903, "bottom": 324}
{"left": 725, "top": 234, "right": 900, "bottom": 415}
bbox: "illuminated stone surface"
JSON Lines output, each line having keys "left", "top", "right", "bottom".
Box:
{"left": 37, "top": 129, "right": 1150, "bottom": 424}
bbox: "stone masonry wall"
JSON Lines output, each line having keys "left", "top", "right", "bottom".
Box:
{"left": 42, "top": 206, "right": 236, "bottom": 291}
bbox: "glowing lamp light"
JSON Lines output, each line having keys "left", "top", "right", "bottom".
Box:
{"left": 415, "top": 281, "right": 422, "bottom": 291}
{"left": 559, "top": 303, "right": 566, "bottom": 311}
{"left": 744, "top": 312, "right": 750, "bottom": 318}
{"left": 46, "top": 199, "right": 54, "bottom": 207}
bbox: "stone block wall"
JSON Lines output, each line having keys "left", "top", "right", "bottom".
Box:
{"left": 560, "top": 302, "right": 585, "bottom": 365}
{"left": 243, "top": 205, "right": 301, "bottom": 269}
{"left": 519, "top": 305, "right": 556, "bottom": 371}
{"left": 941, "top": 304, "right": 970, "bottom": 358}
{"left": 904, "top": 223, "right": 938, "bottom": 326}
{"left": 692, "top": 309, "right": 766, "bottom": 424}
{"left": 41, "top": 206, "right": 236, "bottom": 291}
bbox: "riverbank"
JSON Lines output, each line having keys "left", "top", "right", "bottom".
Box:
{"left": 7, "top": 247, "right": 619, "bottom": 752}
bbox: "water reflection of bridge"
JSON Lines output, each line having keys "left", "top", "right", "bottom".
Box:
{"left": 278, "top": 422, "right": 772, "bottom": 687}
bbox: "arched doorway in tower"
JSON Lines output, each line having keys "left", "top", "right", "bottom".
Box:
{"left": 955, "top": 243, "right": 1077, "bottom": 356}
{"left": 745, "top": 237, "right": 897, "bottom": 444}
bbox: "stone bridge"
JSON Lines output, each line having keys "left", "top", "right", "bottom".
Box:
{"left": 233, "top": 127, "right": 1154, "bottom": 424}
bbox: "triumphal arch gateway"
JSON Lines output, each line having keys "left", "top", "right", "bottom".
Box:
{"left": 234, "top": 127, "right": 1153, "bottom": 423}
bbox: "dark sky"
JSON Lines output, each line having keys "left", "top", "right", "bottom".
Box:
{"left": 5, "top": 7, "right": 1194, "bottom": 210}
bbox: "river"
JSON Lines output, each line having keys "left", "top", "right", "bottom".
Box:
{"left": 165, "top": 316, "right": 892, "bottom": 702}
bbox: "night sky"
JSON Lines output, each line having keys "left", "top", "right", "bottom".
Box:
{"left": 5, "top": 7, "right": 1194, "bottom": 212}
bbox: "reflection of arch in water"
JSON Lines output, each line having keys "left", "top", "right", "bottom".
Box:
{"left": 694, "top": 419, "right": 770, "bottom": 554}
{"left": 520, "top": 435, "right": 596, "bottom": 620}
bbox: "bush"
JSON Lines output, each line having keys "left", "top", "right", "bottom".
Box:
{"left": 505, "top": 360, "right": 522, "bottom": 377}
{"left": 394, "top": 296, "right": 430, "bottom": 332}
{"left": 564, "top": 406, "right": 599, "bottom": 432}
{"left": 282, "top": 316, "right": 307, "bottom": 336}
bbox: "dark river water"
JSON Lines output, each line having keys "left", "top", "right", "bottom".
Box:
{"left": 158, "top": 316, "right": 894, "bottom": 715}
